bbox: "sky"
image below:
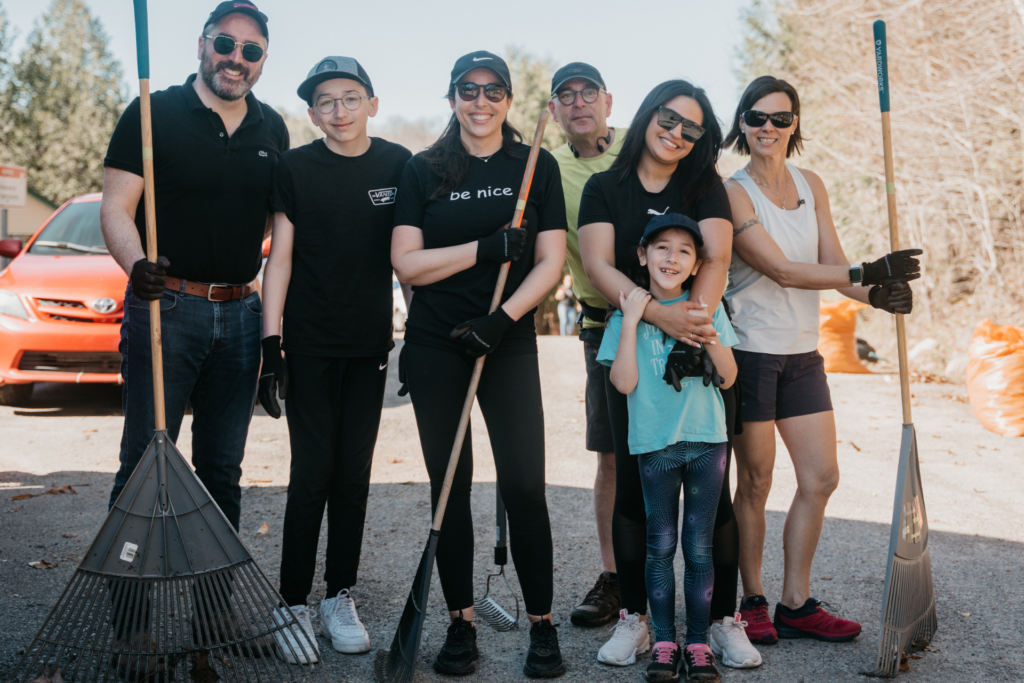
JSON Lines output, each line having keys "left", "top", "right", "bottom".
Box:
{"left": 5, "top": 0, "right": 753, "bottom": 130}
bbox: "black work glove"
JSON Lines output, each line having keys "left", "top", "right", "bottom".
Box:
{"left": 869, "top": 281, "right": 914, "bottom": 315}
{"left": 450, "top": 308, "right": 515, "bottom": 358}
{"left": 861, "top": 248, "right": 923, "bottom": 286}
{"left": 476, "top": 220, "right": 528, "bottom": 263}
{"left": 130, "top": 256, "right": 170, "bottom": 301}
{"left": 397, "top": 344, "right": 409, "bottom": 397}
{"left": 257, "top": 335, "right": 288, "bottom": 419}
{"left": 663, "top": 343, "right": 704, "bottom": 392}
{"left": 701, "top": 349, "right": 725, "bottom": 388}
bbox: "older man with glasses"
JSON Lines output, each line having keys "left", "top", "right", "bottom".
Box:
{"left": 547, "top": 63, "right": 628, "bottom": 630}
{"left": 101, "top": 0, "right": 287, "bottom": 537}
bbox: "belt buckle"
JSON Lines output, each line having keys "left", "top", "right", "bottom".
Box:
{"left": 207, "top": 284, "right": 230, "bottom": 301}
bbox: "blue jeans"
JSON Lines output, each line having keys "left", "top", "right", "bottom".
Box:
{"left": 109, "top": 285, "right": 262, "bottom": 530}
{"left": 639, "top": 440, "right": 727, "bottom": 645}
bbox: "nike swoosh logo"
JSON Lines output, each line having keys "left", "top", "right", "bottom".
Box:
{"left": 379, "top": 362, "right": 388, "bottom": 370}
{"left": 472, "top": 57, "right": 493, "bottom": 61}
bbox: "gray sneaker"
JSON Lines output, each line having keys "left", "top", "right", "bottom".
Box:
{"left": 570, "top": 572, "right": 621, "bottom": 627}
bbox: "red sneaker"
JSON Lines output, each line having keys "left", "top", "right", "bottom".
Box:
{"left": 737, "top": 595, "right": 777, "bottom": 645}
{"left": 774, "top": 599, "right": 861, "bottom": 642}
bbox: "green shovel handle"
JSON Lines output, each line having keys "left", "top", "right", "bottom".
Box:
{"left": 133, "top": 0, "right": 150, "bottom": 79}
{"left": 873, "top": 20, "right": 889, "bottom": 113}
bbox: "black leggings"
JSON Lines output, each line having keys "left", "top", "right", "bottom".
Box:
{"left": 405, "top": 343, "right": 554, "bottom": 616}
{"left": 606, "top": 371, "right": 740, "bottom": 619}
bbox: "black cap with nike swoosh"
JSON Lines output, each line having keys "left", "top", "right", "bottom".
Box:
{"left": 450, "top": 50, "right": 512, "bottom": 91}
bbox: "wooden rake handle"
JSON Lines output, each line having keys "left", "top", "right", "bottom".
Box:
{"left": 430, "top": 109, "right": 550, "bottom": 533}
{"left": 874, "top": 20, "right": 912, "bottom": 425}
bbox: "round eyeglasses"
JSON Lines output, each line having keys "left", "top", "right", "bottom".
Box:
{"left": 315, "top": 95, "right": 372, "bottom": 114}
{"left": 554, "top": 87, "right": 602, "bottom": 106}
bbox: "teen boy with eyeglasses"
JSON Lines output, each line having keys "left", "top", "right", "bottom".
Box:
{"left": 546, "top": 63, "right": 628, "bottom": 629}
{"left": 259, "top": 56, "right": 411, "bottom": 663}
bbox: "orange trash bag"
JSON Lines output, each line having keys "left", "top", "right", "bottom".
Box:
{"left": 966, "top": 319, "right": 1024, "bottom": 437}
{"left": 818, "top": 300, "right": 871, "bottom": 373}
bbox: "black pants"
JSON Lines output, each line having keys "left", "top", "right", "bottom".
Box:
{"left": 405, "top": 343, "right": 554, "bottom": 616}
{"left": 278, "top": 353, "right": 389, "bottom": 606}
{"left": 606, "top": 370, "right": 740, "bottom": 619}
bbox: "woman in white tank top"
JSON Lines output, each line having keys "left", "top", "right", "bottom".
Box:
{"left": 719, "top": 77, "right": 923, "bottom": 645}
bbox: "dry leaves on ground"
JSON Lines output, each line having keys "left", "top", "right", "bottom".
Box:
{"left": 29, "top": 560, "right": 58, "bottom": 569}
{"left": 189, "top": 650, "right": 220, "bottom": 683}
{"left": 256, "top": 522, "right": 269, "bottom": 535}
{"left": 27, "top": 664, "right": 63, "bottom": 683}
{"left": 11, "top": 485, "right": 77, "bottom": 501}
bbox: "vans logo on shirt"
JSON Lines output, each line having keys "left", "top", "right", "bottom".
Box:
{"left": 369, "top": 188, "right": 397, "bottom": 206}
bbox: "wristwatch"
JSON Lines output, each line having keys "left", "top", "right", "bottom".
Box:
{"left": 849, "top": 264, "right": 864, "bottom": 285}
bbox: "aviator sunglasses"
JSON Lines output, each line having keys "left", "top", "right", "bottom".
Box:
{"left": 204, "top": 34, "right": 266, "bottom": 63}
{"left": 741, "top": 109, "right": 796, "bottom": 129}
{"left": 656, "top": 106, "right": 705, "bottom": 143}
{"left": 455, "top": 82, "right": 509, "bottom": 103}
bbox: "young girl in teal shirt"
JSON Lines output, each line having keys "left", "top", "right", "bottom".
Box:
{"left": 598, "top": 214, "right": 738, "bottom": 683}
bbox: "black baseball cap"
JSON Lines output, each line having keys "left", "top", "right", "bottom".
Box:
{"left": 204, "top": 1, "right": 268, "bottom": 39}
{"left": 298, "top": 56, "right": 374, "bottom": 105}
{"left": 450, "top": 51, "right": 512, "bottom": 91}
{"left": 641, "top": 213, "right": 704, "bottom": 247}
{"left": 550, "top": 62, "right": 606, "bottom": 95}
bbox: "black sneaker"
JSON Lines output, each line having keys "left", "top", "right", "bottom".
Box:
{"left": 523, "top": 619, "right": 567, "bottom": 678}
{"left": 682, "top": 643, "right": 720, "bottom": 682}
{"left": 645, "top": 641, "right": 681, "bottom": 682}
{"left": 433, "top": 617, "right": 479, "bottom": 676}
{"left": 570, "top": 571, "right": 621, "bottom": 626}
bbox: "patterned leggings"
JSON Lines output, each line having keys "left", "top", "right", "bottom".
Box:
{"left": 639, "top": 441, "right": 727, "bottom": 645}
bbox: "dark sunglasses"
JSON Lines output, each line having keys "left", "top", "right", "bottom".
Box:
{"left": 455, "top": 82, "right": 508, "bottom": 103}
{"left": 204, "top": 34, "right": 266, "bottom": 63}
{"left": 741, "top": 110, "right": 796, "bottom": 129}
{"left": 554, "top": 87, "right": 601, "bottom": 106}
{"left": 656, "top": 106, "right": 705, "bottom": 143}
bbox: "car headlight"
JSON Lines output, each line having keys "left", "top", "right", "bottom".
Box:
{"left": 0, "top": 288, "right": 29, "bottom": 320}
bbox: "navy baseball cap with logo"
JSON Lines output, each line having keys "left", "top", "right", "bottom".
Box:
{"left": 298, "top": 56, "right": 374, "bottom": 106}
{"left": 641, "top": 213, "right": 704, "bottom": 247}
{"left": 450, "top": 51, "right": 512, "bottom": 91}
{"left": 551, "top": 62, "right": 606, "bottom": 95}
{"left": 204, "top": 1, "right": 268, "bottom": 39}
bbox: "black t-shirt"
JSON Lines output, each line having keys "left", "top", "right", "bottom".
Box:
{"left": 271, "top": 138, "right": 411, "bottom": 358}
{"left": 104, "top": 74, "right": 289, "bottom": 284}
{"left": 578, "top": 169, "right": 732, "bottom": 277}
{"left": 392, "top": 145, "right": 567, "bottom": 356}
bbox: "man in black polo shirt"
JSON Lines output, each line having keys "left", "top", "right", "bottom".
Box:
{"left": 100, "top": 1, "right": 288, "bottom": 532}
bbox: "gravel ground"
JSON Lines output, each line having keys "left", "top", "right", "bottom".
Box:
{"left": 1, "top": 336, "right": 1021, "bottom": 682}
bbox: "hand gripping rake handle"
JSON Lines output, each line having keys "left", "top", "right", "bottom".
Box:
{"left": 874, "top": 20, "right": 912, "bottom": 425}
{"left": 430, "top": 109, "right": 549, "bottom": 534}
{"left": 134, "top": 0, "right": 169, "bottom": 511}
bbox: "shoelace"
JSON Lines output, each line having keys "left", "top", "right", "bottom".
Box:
{"left": 686, "top": 645, "right": 712, "bottom": 667}
{"left": 748, "top": 604, "right": 772, "bottom": 624}
{"left": 327, "top": 589, "right": 359, "bottom": 627}
{"left": 582, "top": 576, "right": 616, "bottom": 606}
{"left": 613, "top": 614, "right": 642, "bottom": 640}
{"left": 724, "top": 614, "right": 749, "bottom": 637}
{"left": 653, "top": 644, "right": 677, "bottom": 664}
{"left": 531, "top": 622, "right": 558, "bottom": 654}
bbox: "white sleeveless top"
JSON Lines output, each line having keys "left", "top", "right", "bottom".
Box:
{"left": 725, "top": 164, "right": 820, "bottom": 355}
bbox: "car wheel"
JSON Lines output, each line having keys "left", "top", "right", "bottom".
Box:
{"left": 0, "top": 383, "right": 33, "bottom": 407}
{"left": 393, "top": 308, "right": 407, "bottom": 332}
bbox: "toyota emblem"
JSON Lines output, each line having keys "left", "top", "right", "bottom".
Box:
{"left": 91, "top": 297, "right": 118, "bottom": 314}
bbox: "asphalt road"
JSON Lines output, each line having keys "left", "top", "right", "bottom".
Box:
{"left": 1, "top": 337, "right": 1021, "bottom": 682}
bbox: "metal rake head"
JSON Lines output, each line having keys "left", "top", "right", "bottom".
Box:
{"left": 473, "top": 566, "right": 519, "bottom": 632}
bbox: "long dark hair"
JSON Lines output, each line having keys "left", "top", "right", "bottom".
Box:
{"left": 724, "top": 76, "right": 804, "bottom": 158}
{"left": 421, "top": 85, "right": 525, "bottom": 198}
{"left": 610, "top": 80, "right": 724, "bottom": 210}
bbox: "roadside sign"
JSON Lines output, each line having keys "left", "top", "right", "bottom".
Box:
{"left": 0, "top": 165, "right": 27, "bottom": 209}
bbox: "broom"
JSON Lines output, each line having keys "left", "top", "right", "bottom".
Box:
{"left": 6, "top": 2, "right": 317, "bottom": 680}
{"left": 862, "top": 20, "right": 938, "bottom": 678}
{"left": 374, "top": 108, "right": 550, "bottom": 683}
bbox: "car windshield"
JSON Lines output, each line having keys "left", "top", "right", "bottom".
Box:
{"left": 28, "top": 202, "right": 108, "bottom": 255}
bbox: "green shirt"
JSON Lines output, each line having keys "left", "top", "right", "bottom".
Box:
{"left": 550, "top": 127, "right": 627, "bottom": 328}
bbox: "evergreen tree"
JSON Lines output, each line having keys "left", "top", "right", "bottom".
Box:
{"left": 504, "top": 47, "right": 566, "bottom": 151}
{"left": 5, "top": 0, "right": 125, "bottom": 205}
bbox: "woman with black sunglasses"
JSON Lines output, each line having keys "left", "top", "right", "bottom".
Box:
{"left": 721, "top": 76, "right": 921, "bottom": 648}
{"left": 391, "top": 51, "right": 568, "bottom": 679}
{"left": 578, "top": 80, "right": 749, "bottom": 682}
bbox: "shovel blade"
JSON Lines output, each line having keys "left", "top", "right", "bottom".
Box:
{"left": 375, "top": 529, "right": 439, "bottom": 683}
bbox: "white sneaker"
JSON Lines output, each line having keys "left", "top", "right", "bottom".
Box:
{"left": 597, "top": 609, "right": 650, "bottom": 666}
{"left": 273, "top": 605, "right": 320, "bottom": 664}
{"left": 710, "top": 613, "right": 762, "bottom": 668}
{"left": 320, "top": 588, "right": 370, "bottom": 654}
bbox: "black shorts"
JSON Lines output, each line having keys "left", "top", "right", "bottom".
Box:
{"left": 579, "top": 327, "right": 615, "bottom": 454}
{"left": 734, "top": 349, "right": 833, "bottom": 422}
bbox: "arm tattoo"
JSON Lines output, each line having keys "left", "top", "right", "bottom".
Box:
{"left": 733, "top": 218, "right": 760, "bottom": 238}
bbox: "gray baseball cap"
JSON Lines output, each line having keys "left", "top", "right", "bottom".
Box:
{"left": 297, "top": 56, "right": 373, "bottom": 105}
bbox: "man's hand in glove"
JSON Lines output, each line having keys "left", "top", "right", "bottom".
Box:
{"left": 868, "top": 281, "right": 914, "bottom": 315}
{"left": 862, "top": 248, "right": 923, "bottom": 286}
{"left": 477, "top": 220, "right": 528, "bottom": 264}
{"left": 700, "top": 349, "right": 725, "bottom": 388}
{"left": 130, "top": 256, "right": 170, "bottom": 301}
{"left": 663, "top": 343, "right": 703, "bottom": 392}
{"left": 257, "top": 335, "right": 288, "bottom": 419}
{"left": 450, "top": 308, "right": 515, "bottom": 358}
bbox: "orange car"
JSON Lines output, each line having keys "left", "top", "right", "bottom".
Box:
{"left": 0, "top": 193, "right": 127, "bottom": 406}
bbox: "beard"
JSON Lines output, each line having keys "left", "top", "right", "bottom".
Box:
{"left": 200, "top": 53, "right": 260, "bottom": 102}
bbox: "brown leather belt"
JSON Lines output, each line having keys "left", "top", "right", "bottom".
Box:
{"left": 164, "top": 276, "right": 257, "bottom": 302}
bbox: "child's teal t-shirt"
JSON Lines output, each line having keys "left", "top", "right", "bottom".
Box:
{"left": 597, "top": 293, "right": 739, "bottom": 454}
